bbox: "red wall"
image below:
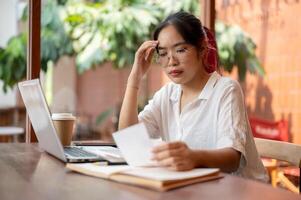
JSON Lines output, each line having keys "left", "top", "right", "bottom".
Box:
{"left": 216, "top": 0, "right": 301, "bottom": 143}
{"left": 76, "top": 62, "right": 165, "bottom": 133}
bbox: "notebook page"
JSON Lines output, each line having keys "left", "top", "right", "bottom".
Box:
{"left": 66, "top": 163, "right": 131, "bottom": 178}
{"left": 123, "top": 167, "right": 219, "bottom": 181}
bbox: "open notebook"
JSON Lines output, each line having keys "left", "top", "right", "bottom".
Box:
{"left": 66, "top": 123, "right": 222, "bottom": 191}
{"left": 66, "top": 163, "right": 221, "bottom": 191}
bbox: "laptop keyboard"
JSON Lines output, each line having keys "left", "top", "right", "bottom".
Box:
{"left": 64, "top": 147, "right": 98, "bottom": 158}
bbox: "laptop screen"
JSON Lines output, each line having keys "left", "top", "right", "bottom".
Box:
{"left": 18, "top": 79, "right": 66, "bottom": 161}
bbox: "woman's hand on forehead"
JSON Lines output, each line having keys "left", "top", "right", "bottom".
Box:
{"left": 129, "top": 40, "right": 159, "bottom": 85}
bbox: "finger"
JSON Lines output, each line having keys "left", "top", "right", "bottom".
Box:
{"left": 136, "top": 41, "right": 158, "bottom": 63}
{"left": 168, "top": 163, "right": 190, "bottom": 171}
{"left": 152, "top": 141, "right": 185, "bottom": 153}
{"left": 137, "top": 41, "right": 158, "bottom": 55}
{"left": 152, "top": 148, "right": 183, "bottom": 161}
{"left": 157, "top": 156, "right": 182, "bottom": 167}
{"left": 136, "top": 48, "right": 155, "bottom": 64}
{"left": 145, "top": 47, "right": 155, "bottom": 61}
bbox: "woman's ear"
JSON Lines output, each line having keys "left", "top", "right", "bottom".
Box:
{"left": 198, "top": 38, "right": 206, "bottom": 52}
{"left": 198, "top": 39, "right": 210, "bottom": 71}
{"left": 197, "top": 40, "right": 207, "bottom": 60}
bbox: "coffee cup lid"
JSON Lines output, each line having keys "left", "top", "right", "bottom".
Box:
{"left": 52, "top": 113, "right": 76, "bottom": 120}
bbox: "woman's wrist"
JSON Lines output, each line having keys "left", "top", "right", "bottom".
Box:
{"left": 127, "top": 73, "right": 141, "bottom": 89}
{"left": 126, "top": 84, "right": 139, "bottom": 90}
{"left": 190, "top": 150, "right": 205, "bottom": 168}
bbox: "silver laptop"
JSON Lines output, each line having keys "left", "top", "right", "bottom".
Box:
{"left": 18, "top": 79, "right": 106, "bottom": 163}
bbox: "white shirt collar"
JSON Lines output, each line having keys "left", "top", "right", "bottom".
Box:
{"left": 169, "top": 71, "right": 220, "bottom": 102}
{"left": 170, "top": 85, "right": 181, "bottom": 102}
{"left": 198, "top": 71, "right": 220, "bottom": 100}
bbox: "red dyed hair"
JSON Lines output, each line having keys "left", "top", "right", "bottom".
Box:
{"left": 202, "top": 26, "right": 219, "bottom": 73}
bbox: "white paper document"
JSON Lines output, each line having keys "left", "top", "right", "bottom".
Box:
{"left": 112, "top": 123, "right": 161, "bottom": 167}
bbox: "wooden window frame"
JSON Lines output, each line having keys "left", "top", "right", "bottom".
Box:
{"left": 25, "top": 0, "right": 41, "bottom": 142}
{"left": 200, "top": 0, "right": 216, "bottom": 32}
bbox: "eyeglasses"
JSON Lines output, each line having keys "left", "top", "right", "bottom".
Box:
{"left": 155, "top": 44, "right": 192, "bottom": 67}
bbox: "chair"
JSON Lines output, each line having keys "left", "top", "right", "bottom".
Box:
{"left": 254, "top": 138, "right": 301, "bottom": 193}
{"left": 0, "top": 126, "right": 24, "bottom": 142}
{"left": 249, "top": 117, "right": 289, "bottom": 141}
{"left": 250, "top": 117, "right": 300, "bottom": 193}
{"left": 0, "top": 107, "right": 25, "bottom": 142}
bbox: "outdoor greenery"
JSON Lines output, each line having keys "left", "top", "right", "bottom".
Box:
{"left": 64, "top": 0, "right": 199, "bottom": 72}
{"left": 0, "top": 0, "right": 74, "bottom": 92}
{"left": 215, "top": 21, "right": 264, "bottom": 81}
{"left": 0, "top": 0, "right": 264, "bottom": 92}
{"left": 0, "top": 33, "right": 27, "bottom": 92}
{"left": 64, "top": 0, "right": 161, "bottom": 72}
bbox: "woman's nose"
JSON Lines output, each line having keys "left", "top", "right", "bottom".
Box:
{"left": 167, "top": 53, "right": 179, "bottom": 67}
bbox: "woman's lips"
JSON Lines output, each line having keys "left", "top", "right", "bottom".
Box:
{"left": 169, "top": 70, "right": 183, "bottom": 77}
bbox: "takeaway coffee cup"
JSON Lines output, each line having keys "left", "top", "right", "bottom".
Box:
{"left": 52, "top": 113, "right": 76, "bottom": 146}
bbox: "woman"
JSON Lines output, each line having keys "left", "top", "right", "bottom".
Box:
{"left": 118, "top": 11, "right": 268, "bottom": 181}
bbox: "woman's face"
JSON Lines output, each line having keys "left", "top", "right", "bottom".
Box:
{"left": 157, "top": 25, "right": 203, "bottom": 85}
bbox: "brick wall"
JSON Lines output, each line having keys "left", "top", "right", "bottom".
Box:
{"left": 76, "top": 62, "right": 129, "bottom": 119}
{"left": 76, "top": 62, "right": 165, "bottom": 133}
{"left": 216, "top": 0, "right": 301, "bottom": 143}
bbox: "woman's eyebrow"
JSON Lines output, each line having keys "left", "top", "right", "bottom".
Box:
{"left": 172, "top": 41, "right": 187, "bottom": 47}
{"left": 157, "top": 46, "right": 166, "bottom": 50}
{"left": 157, "top": 41, "right": 187, "bottom": 50}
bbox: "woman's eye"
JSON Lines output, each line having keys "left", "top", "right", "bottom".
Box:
{"left": 158, "top": 52, "right": 167, "bottom": 57}
{"left": 176, "top": 48, "right": 187, "bottom": 53}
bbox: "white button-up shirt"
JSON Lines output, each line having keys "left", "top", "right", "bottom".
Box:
{"left": 138, "top": 72, "right": 268, "bottom": 182}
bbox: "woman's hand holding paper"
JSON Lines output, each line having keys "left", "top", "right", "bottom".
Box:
{"left": 151, "top": 141, "right": 197, "bottom": 171}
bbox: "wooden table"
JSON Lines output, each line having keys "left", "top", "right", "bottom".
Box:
{"left": 0, "top": 144, "right": 300, "bottom": 200}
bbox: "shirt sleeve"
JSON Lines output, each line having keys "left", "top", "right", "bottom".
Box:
{"left": 138, "top": 89, "right": 163, "bottom": 138}
{"left": 216, "top": 81, "right": 248, "bottom": 167}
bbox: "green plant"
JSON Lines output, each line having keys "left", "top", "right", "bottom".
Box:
{"left": 0, "top": 34, "right": 27, "bottom": 92}
{"left": 64, "top": 0, "right": 264, "bottom": 79}
{"left": 0, "top": 0, "right": 74, "bottom": 92}
{"left": 64, "top": 0, "right": 200, "bottom": 73}
{"left": 65, "top": 0, "right": 161, "bottom": 72}
{"left": 215, "top": 21, "right": 265, "bottom": 81}
{"left": 154, "top": 0, "right": 200, "bottom": 16}
{"left": 95, "top": 108, "right": 113, "bottom": 125}
{"left": 41, "top": 0, "right": 74, "bottom": 70}
{"left": 0, "top": 0, "right": 264, "bottom": 92}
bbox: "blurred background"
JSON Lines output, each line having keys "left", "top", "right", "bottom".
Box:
{"left": 0, "top": 0, "right": 300, "bottom": 145}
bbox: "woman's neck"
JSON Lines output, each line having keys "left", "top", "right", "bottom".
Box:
{"left": 181, "top": 72, "right": 211, "bottom": 98}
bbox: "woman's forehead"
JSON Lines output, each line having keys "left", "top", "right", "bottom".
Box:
{"left": 157, "top": 25, "right": 185, "bottom": 47}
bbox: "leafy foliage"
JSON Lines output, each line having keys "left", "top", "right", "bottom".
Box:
{"left": 154, "top": 0, "right": 200, "bottom": 16}
{"left": 0, "top": 0, "right": 74, "bottom": 92}
{"left": 65, "top": 0, "right": 161, "bottom": 72}
{"left": 216, "top": 21, "right": 265, "bottom": 81}
{"left": 65, "top": 0, "right": 200, "bottom": 72}
{"left": 0, "top": 34, "right": 27, "bottom": 92}
{"left": 0, "top": 0, "right": 264, "bottom": 92}
{"left": 95, "top": 107, "right": 113, "bottom": 125}
{"left": 41, "top": 0, "right": 74, "bottom": 71}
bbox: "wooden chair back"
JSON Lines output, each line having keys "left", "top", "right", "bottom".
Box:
{"left": 254, "top": 138, "right": 301, "bottom": 193}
